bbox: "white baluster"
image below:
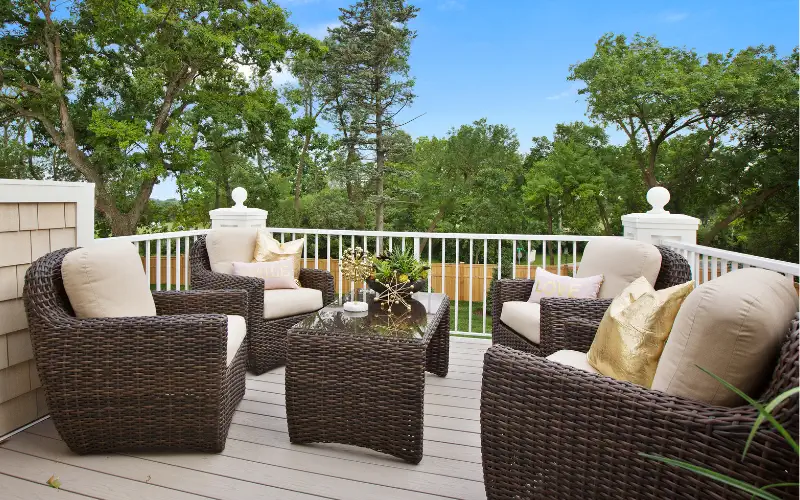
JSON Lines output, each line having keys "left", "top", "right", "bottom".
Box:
{"left": 483, "top": 239, "right": 488, "bottom": 333}
{"left": 156, "top": 239, "right": 161, "bottom": 291}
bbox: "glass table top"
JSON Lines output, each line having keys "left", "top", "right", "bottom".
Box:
{"left": 293, "top": 290, "right": 448, "bottom": 341}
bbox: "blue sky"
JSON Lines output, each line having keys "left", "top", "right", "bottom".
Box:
{"left": 151, "top": 0, "right": 798, "bottom": 199}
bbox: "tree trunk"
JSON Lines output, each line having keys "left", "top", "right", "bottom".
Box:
{"left": 375, "top": 107, "right": 385, "bottom": 231}
{"left": 596, "top": 196, "right": 612, "bottom": 235}
{"left": 419, "top": 206, "right": 446, "bottom": 254}
{"left": 294, "top": 133, "right": 312, "bottom": 212}
{"left": 701, "top": 186, "right": 782, "bottom": 245}
{"left": 644, "top": 148, "right": 659, "bottom": 188}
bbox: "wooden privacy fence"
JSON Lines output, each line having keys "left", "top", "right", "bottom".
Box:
{"left": 144, "top": 255, "right": 573, "bottom": 301}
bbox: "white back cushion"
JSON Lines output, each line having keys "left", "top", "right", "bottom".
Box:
{"left": 576, "top": 238, "right": 661, "bottom": 299}
{"left": 652, "top": 268, "right": 798, "bottom": 406}
{"left": 61, "top": 241, "right": 156, "bottom": 318}
{"left": 206, "top": 228, "right": 259, "bottom": 274}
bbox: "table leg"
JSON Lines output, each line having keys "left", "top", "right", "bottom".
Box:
{"left": 426, "top": 301, "right": 450, "bottom": 377}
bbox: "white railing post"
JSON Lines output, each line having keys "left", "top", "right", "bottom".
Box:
{"left": 622, "top": 187, "right": 700, "bottom": 246}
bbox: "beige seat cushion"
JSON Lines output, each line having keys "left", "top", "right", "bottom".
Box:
{"left": 500, "top": 301, "right": 541, "bottom": 344}
{"left": 263, "top": 288, "right": 323, "bottom": 320}
{"left": 577, "top": 238, "right": 662, "bottom": 299}
{"left": 226, "top": 315, "right": 247, "bottom": 366}
{"left": 652, "top": 268, "right": 799, "bottom": 406}
{"left": 62, "top": 241, "right": 156, "bottom": 318}
{"left": 206, "top": 228, "right": 259, "bottom": 274}
{"left": 546, "top": 350, "right": 599, "bottom": 374}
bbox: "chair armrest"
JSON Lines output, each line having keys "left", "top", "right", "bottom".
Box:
{"left": 190, "top": 267, "right": 265, "bottom": 318}
{"left": 152, "top": 289, "right": 248, "bottom": 318}
{"left": 299, "top": 268, "right": 335, "bottom": 305}
{"left": 30, "top": 314, "right": 230, "bottom": 401}
{"left": 539, "top": 296, "right": 611, "bottom": 352}
{"left": 481, "top": 345, "right": 797, "bottom": 498}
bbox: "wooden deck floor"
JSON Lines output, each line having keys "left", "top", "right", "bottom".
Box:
{"left": 0, "top": 338, "right": 490, "bottom": 500}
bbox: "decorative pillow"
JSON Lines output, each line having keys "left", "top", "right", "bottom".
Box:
{"left": 587, "top": 276, "right": 695, "bottom": 388}
{"left": 253, "top": 228, "right": 304, "bottom": 279}
{"left": 527, "top": 267, "right": 603, "bottom": 304}
{"left": 61, "top": 241, "right": 156, "bottom": 318}
{"left": 232, "top": 260, "right": 299, "bottom": 290}
{"left": 651, "top": 268, "right": 798, "bottom": 406}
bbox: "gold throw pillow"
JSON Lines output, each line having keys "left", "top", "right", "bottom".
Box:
{"left": 587, "top": 277, "right": 695, "bottom": 388}
{"left": 253, "top": 228, "right": 304, "bottom": 279}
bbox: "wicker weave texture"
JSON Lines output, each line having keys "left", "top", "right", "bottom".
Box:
{"left": 190, "top": 236, "right": 335, "bottom": 374}
{"left": 23, "top": 248, "right": 248, "bottom": 454}
{"left": 481, "top": 319, "right": 800, "bottom": 499}
{"left": 492, "top": 244, "right": 692, "bottom": 355}
{"left": 285, "top": 300, "right": 450, "bottom": 464}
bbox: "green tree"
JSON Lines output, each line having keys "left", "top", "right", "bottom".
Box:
{"left": 286, "top": 43, "right": 332, "bottom": 213}
{"left": 328, "top": 0, "right": 418, "bottom": 231}
{"left": 412, "top": 119, "right": 528, "bottom": 240}
{"left": 570, "top": 34, "right": 766, "bottom": 188}
{"left": 524, "top": 122, "right": 636, "bottom": 236}
{"left": 1, "top": 0, "right": 311, "bottom": 234}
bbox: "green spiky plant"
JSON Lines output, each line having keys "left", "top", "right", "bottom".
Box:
{"left": 371, "top": 249, "right": 429, "bottom": 284}
{"left": 642, "top": 367, "right": 799, "bottom": 499}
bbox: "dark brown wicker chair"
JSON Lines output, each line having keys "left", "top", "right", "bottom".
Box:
{"left": 480, "top": 317, "right": 800, "bottom": 499}
{"left": 23, "top": 248, "right": 248, "bottom": 454}
{"left": 190, "top": 235, "right": 335, "bottom": 375}
{"left": 492, "top": 244, "right": 691, "bottom": 357}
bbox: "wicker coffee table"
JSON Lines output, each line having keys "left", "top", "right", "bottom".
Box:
{"left": 285, "top": 291, "right": 450, "bottom": 464}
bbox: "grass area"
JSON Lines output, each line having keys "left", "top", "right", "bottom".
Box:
{"left": 450, "top": 300, "right": 492, "bottom": 335}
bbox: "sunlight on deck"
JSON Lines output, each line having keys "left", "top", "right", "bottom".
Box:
{"left": 0, "top": 338, "right": 490, "bottom": 500}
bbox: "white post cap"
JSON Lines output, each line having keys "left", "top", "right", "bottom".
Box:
{"left": 231, "top": 187, "right": 248, "bottom": 208}
{"left": 209, "top": 186, "right": 268, "bottom": 228}
{"left": 646, "top": 186, "right": 670, "bottom": 214}
{"left": 621, "top": 186, "right": 700, "bottom": 245}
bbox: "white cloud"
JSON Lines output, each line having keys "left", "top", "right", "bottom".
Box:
{"left": 545, "top": 83, "right": 581, "bottom": 101}
{"left": 438, "top": 0, "right": 464, "bottom": 11}
{"left": 304, "top": 21, "right": 340, "bottom": 40}
{"left": 546, "top": 90, "right": 572, "bottom": 101}
{"left": 234, "top": 60, "right": 297, "bottom": 87}
{"left": 269, "top": 63, "right": 298, "bottom": 87}
{"left": 662, "top": 11, "right": 689, "bottom": 23}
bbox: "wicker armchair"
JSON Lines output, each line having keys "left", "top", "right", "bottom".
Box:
{"left": 24, "top": 248, "right": 248, "bottom": 454}
{"left": 480, "top": 317, "right": 800, "bottom": 499}
{"left": 190, "top": 235, "right": 335, "bottom": 374}
{"left": 492, "top": 244, "right": 691, "bottom": 356}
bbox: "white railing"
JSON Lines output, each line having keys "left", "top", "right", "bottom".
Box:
{"left": 102, "top": 229, "right": 210, "bottom": 292}
{"left": 103, "top": 228, "right": 604, "bottom": 338}
{"left": 661, "top": 240, "right": 800, "bottom": 285}
{"left": 99, "top": 229, "right": 800, "bottom": 338}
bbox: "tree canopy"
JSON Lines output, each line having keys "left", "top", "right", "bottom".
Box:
{"left": 1, "top": 4, "right": 796, "bottom": 262}
{"left": 1, "top": 0, "right": 315, "bottom": 234}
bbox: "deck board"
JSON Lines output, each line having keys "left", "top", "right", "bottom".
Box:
{"left": 1, "top": 338, "right": 490, "bottom": 499}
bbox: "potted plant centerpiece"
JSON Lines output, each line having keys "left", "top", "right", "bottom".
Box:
{"left": 368, "top": 249, "right": 430, "bottom": 309}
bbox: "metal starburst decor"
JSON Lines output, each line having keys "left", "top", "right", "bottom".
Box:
{"left": 340, "top": 246, "right": 372, "bottom": 284}
{"left": 374, "top": 270, "right": 413, "bottom": 310}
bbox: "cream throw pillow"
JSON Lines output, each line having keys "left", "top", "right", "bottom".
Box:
{"left": 527, "top": 267, "right": 603, "bottom": 304}
{"left": 232, "top": 260, "right": 299, "bottom": 290}
{"left": 587, "top": 277, "right": 695, "bottom": 388}
{"left": 253, "top": 228, "right": 304, "bottom": 279}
